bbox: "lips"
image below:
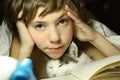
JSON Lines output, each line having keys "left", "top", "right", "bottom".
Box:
{"left": 48, "top": 46, "right": 63, "bottom": 52}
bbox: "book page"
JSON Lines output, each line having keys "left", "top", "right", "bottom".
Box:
{"left": 40, "top": 75, "right": 79, "bottom": 80}
{"left": 91, "top": 65, "right": 120, "bottom": 80}
{"left": 71, "top": 55, "right": 120, "bottom": 80}
{"left": 91, "top": 61, "right": 120, "bottom": 77}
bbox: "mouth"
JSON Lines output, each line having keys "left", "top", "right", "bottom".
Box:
{"left": 48, "top": 46, "right": 63, "bottom": 52}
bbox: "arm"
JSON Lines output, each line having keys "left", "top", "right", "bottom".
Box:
{"left": 10, "top": 35, "right": 34, "bottom": 61}
{"left": 10, "top": 10, "right": 34, "bottom": 61}
{"left": 90, "top": 32, "right": 120, "bottom": 56}
{"left": 65, "top": 5, "right": 120, "bottom": 60}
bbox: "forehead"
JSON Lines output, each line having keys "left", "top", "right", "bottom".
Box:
{"left": 32, "top": 7, "right": 67, "bottom": 22}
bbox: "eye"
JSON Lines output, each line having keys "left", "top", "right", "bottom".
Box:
{"left": 58, "top": 18, "right": 68, "bottom": 26}
{"left": 35, "top": 24, "right": 45, "bottom": 30}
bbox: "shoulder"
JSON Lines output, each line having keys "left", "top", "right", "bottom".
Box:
{"left": 87, "top": 19, "right": 120, "bottom": 49}
{"left": 0, "top": 21, "right": 12, "bottom": 56}
{"left": 0, "top": 21, "right": 12, "bottom": 39}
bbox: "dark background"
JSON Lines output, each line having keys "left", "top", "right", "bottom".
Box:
{"left": 85, "top": 0, "right": 120, "bottom": 34}
{"left": 0, "top": 0, "right": 120, "bottom": 34}
{"left": 0, "top": 0, "right": 5, "bottom": 25}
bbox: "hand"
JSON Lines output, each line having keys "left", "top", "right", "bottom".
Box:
{"left": 65, "top": 5, "right": 98, "bottom": 42}
{"left": 65, "top": 5, "right": 120, "bottom": 57}
{"left": 16, "top": 10, "right": 34, "bottom": 48}
{"left": 15, "top": 10, "right": 34, "bottom": 60}
{"left": 16, "top": 20, "right": 34, "bottom": 48}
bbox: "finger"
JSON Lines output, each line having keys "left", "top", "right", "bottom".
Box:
{"left": 16, "top": 20, "right": 28, "bottom": 39}
{"left": 67, "top": 11, "right": 86, "bottom": 30}
{"left": 18, "top": 9, "right": 24, "bottom": 19}
{"left": 16, "top": 20, "right": 26, "bottom": 30}
{"left": 65, "top": 5, "right": 70, "bottom": 12}
{"left": 67, "top": 12, "right": 80, "bottom": 23}
{"left": 65, "top": 5, "right": 80, "bottom": 23}
{"left": 74, "top": 27, "right": 87, "bottom": 41}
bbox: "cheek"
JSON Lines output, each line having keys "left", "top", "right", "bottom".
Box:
{"left": 32, "top": 34, "right": 44, "bottom": 48}
{"left": 28, "top": 28, "right": 44, "bottom": 46}
{"left": 65, "top": 29, "right": 73, "bottom": 38}
{"left": 62, "top": 25, "right": 73, "bottom": 41}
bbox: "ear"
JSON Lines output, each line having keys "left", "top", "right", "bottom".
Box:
{"left": 68, "top": 42, "right": 78, "bottom": 58}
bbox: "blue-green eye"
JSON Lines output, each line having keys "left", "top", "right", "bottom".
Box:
{"left": 58, "top": 19, "right": 68, "bottom": 26}
{"left": 36, "top": 24, "right": 43, "bottom": 28}
{"left": 35, "top": 24, "right": 45, "bottom": 30}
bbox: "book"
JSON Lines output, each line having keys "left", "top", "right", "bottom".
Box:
{"left": 41, "top": 55, "right": 120, "bottom": 80}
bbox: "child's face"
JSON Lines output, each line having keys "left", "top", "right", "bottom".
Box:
{"left": 28, "top": 7, "right": 73, "bottom": 59}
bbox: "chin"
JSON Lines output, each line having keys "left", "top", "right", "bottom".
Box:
{"left": 49, "top": 54, "right": 63, "bottom": 59}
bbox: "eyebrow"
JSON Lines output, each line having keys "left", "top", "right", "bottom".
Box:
{"left": 31, "top": 13, "right": 67, "bottom": 24}
{"left": 57, "top": 13, "right": 67, "bottom": 20}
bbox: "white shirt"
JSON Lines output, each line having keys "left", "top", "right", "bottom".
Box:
{"left": 88, "top": 19, "right": 120, "bottom": 49}
{"left": 0, "top": 22, "right": 12, "bottom": 56}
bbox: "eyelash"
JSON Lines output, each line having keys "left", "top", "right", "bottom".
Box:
{"left": 35, "top": 24, "right": 45, "bottom": 30}
{"left": 58, "top": 18, "right": 69, "bottom": 26}
{"left": 34, "top": 18, "right": 69, "bottom": 30}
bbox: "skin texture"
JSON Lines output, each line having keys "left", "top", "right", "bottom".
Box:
{"left": 28, "top": 8, "right": 73, "bottom": 59}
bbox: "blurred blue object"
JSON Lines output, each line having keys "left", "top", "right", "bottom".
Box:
{"left": 10, "top": 58, "right": 36, "bottom": 80}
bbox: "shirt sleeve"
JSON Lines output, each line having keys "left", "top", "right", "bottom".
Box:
{"left": 0, "top": 21, "right": 12, "bottom": 56}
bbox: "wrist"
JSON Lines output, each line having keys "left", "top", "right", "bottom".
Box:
{"left": 89, "top": 32, "right": 102, "bottom": 45}
{"left": 21, "top": 41, "right": 34, "bottom": 50}
{"left": 17, "top": 45, "right": 34, "bottom": 61}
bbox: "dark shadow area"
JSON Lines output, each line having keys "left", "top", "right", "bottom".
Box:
{"left": 85, "top": 0, "right": 120, "bottom": 34}
{"left": 0, "top": 0, "right": 5, "bottom": 25}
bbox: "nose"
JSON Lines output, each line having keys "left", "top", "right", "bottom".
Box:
{"left": 48, "top": 27, "right": 60, "bottom": 43}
